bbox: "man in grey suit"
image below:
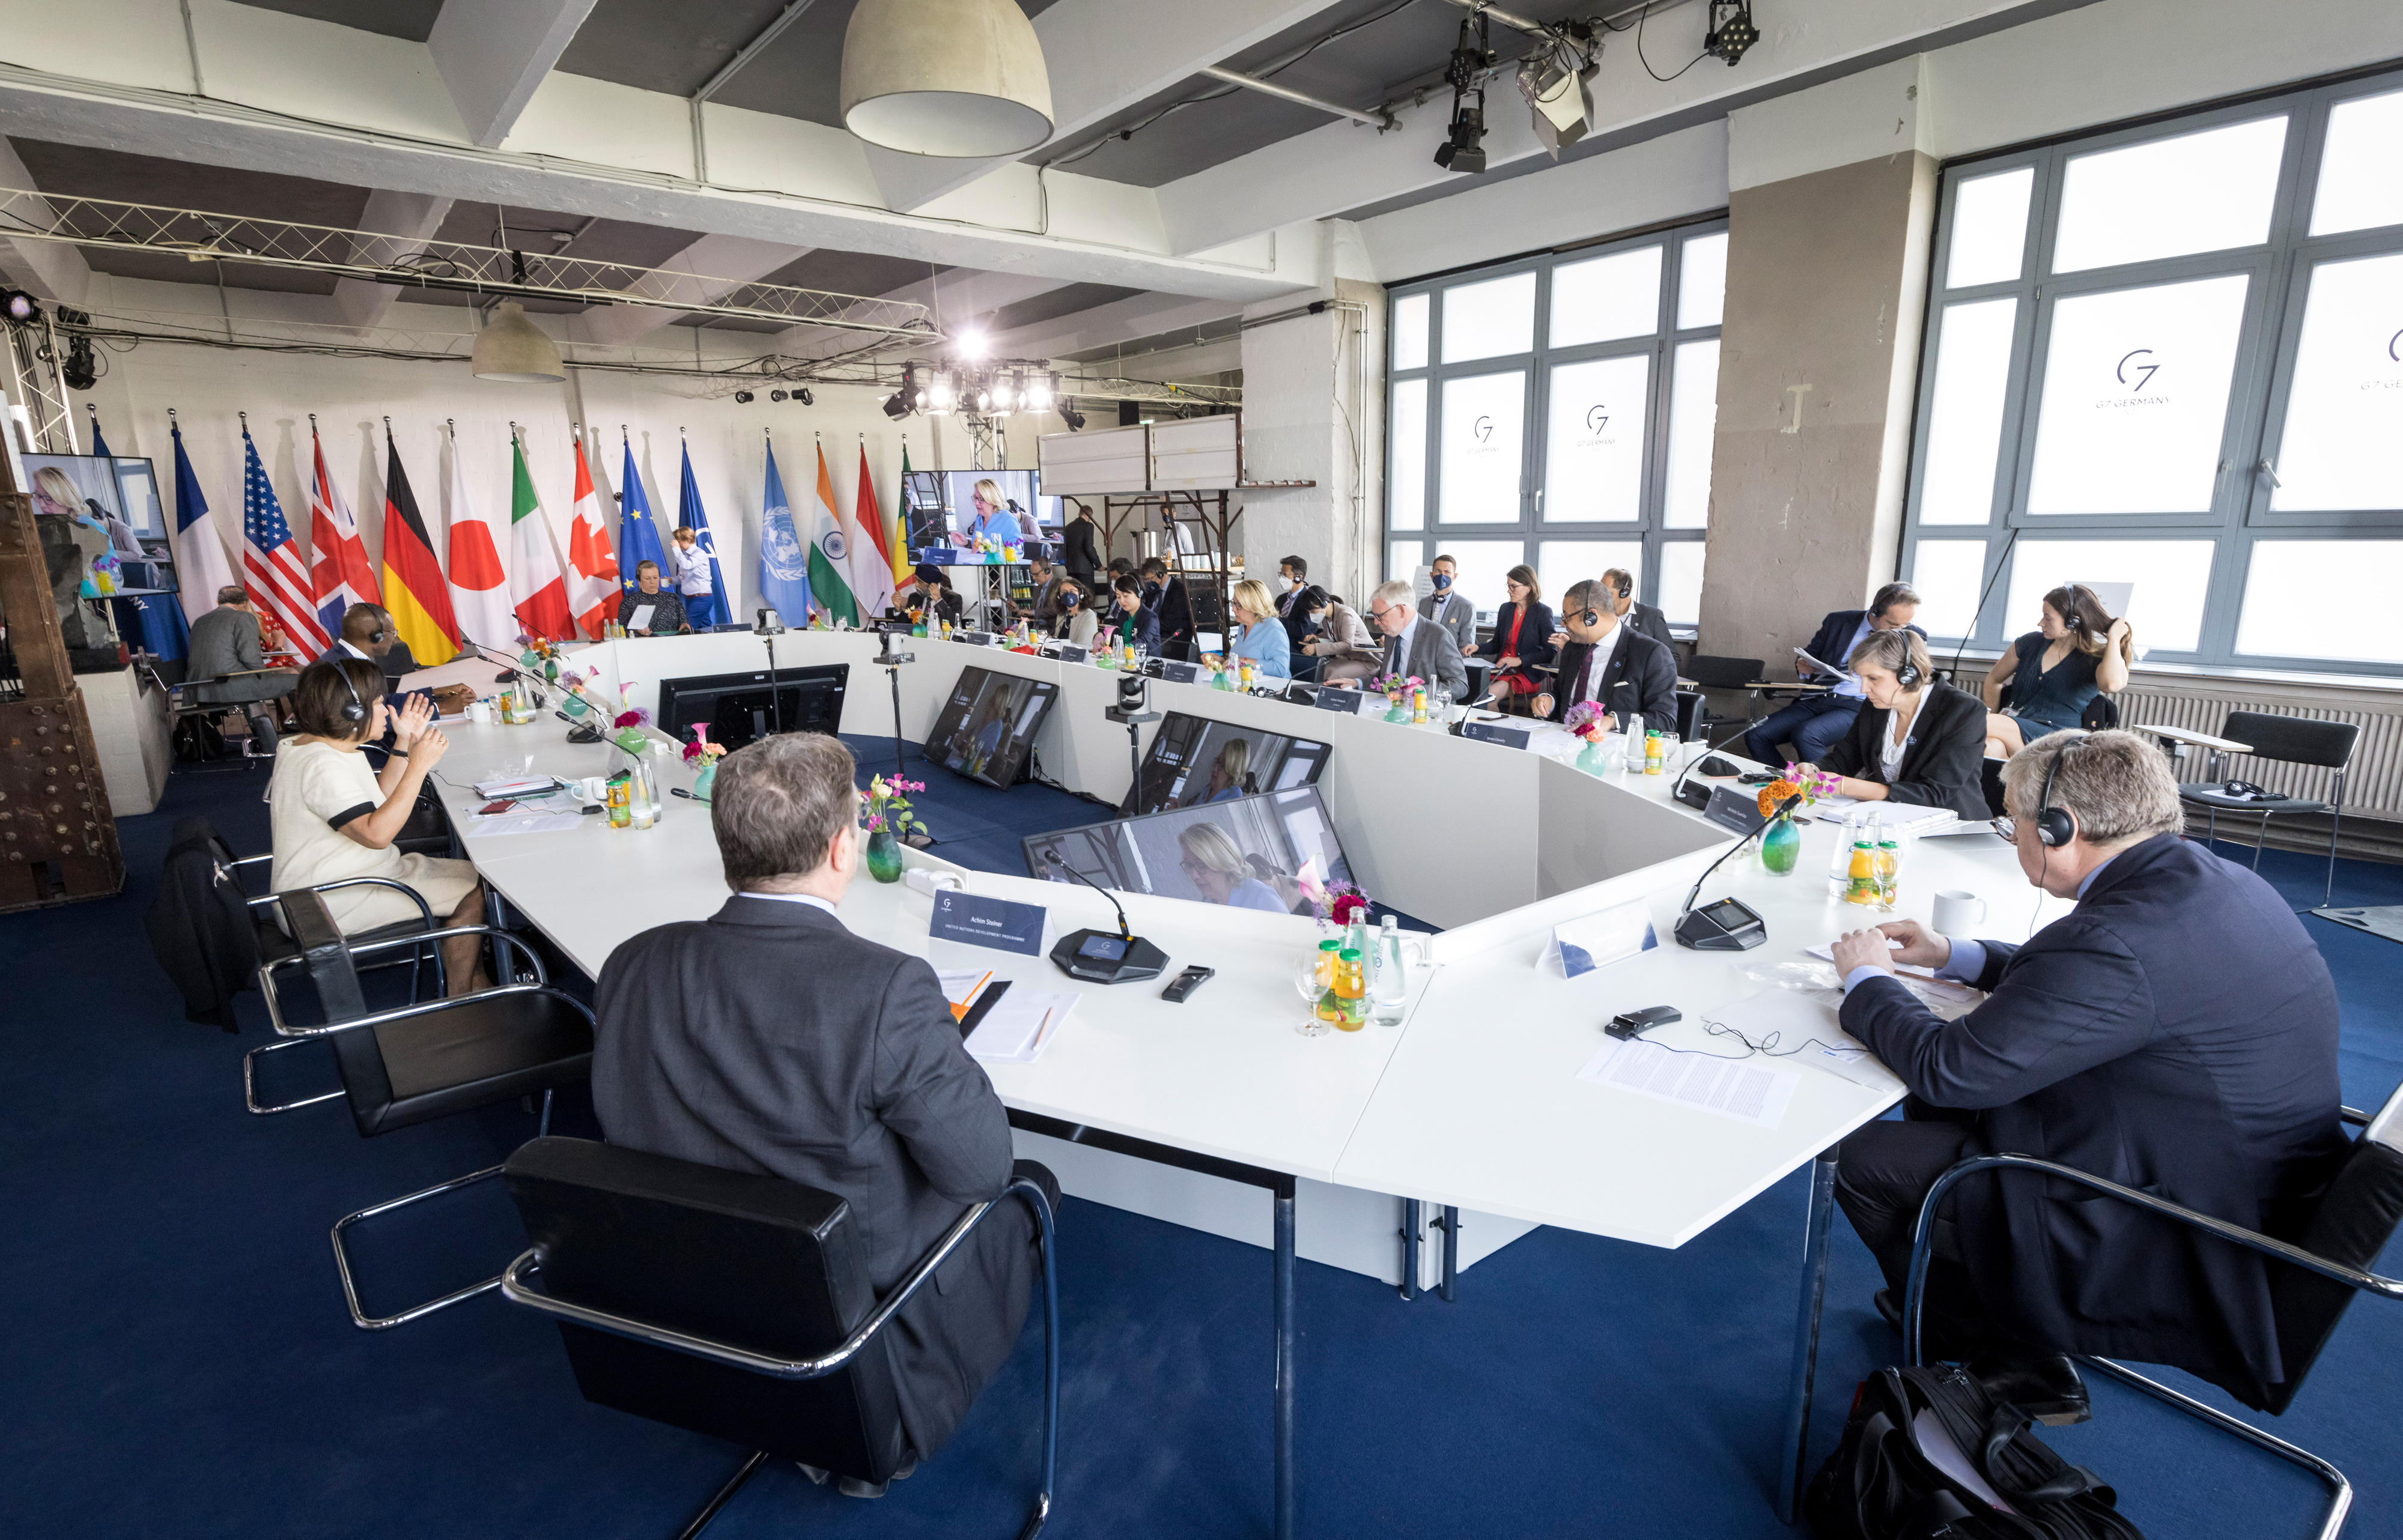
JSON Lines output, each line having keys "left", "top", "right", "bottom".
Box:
{"left": 592, "top": 733, "right": 1054, "bottom": 1496}
{"left": 185, "top": 586, "right": 294, "bottom": 752}
{"left": 1362, "top": 577, "right": 1469, "bottom": 697}
{"left": 1418, "top": 553, "right": 1480, "bottom": 659}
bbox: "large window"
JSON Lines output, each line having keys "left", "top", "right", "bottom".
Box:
{"left": 1385, "top": 219, "right": 1726, "bottom": 629}
{"left": 1900, "top": 71, "right": 2403, "bottom": 676}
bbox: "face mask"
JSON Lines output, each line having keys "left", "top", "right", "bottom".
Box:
{"left": 1432, "top": 573, "right": 1453, "bottom": 591}
{"left": 1308, "top": 611, "right": 1328, "bottom": 628}
{"left": 1277, "top": 575, "right": 1295, "bottom": 591}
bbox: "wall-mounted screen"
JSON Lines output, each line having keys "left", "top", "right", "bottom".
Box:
{"left": 1023, "top": 787, "right": 1355, "bottom": 917}
{"left": 1126, "top": 711, "right": 1332, "bottom": 815}
{"left": 904, "top": 468, "right": 1060, "bottom": 554}
{"left": 927, "top": 664, "right": 1059, "bottom": 789}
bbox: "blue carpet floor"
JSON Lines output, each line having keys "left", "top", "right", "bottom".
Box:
{"left": 5, "top": 749, "right": 2401, "bottom": 1539}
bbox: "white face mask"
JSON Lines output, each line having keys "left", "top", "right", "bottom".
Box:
{"left": 1276, "top": 575, "right": 1293, "bottom": 591}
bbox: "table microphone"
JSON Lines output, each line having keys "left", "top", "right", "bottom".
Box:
{"left": 1045, "top": 862, "right": 1169, "bottom": 984}
{"left": 1672, "top": 790, "right": 1800, "bottom": 951}
{"left": 1671, "top": 719, "right": 1763, "bottom": 809}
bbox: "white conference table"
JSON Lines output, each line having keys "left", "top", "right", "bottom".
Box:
{"left": 402, "top": 634, "right": 2058, "bottom": 1536}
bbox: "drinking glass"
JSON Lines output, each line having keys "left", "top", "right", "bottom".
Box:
{"left": 1432, "top": 686, "right": 1453, "bottom": 723}
{"left": 1293, "top": 953, "right": 1332, "bottom": 1038}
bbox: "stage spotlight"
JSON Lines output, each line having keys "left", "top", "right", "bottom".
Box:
{"left": 770, "top": 389, "right": 788, "bottom": 402}
{"left": 1, "top": 289, "right": 38, "bottom": 324}
{"left": 734, "top": 390, "right": 755, "bottom": 404}
{"left": 1025, "top": 371, "right": 1055, "bottom": 413}
{"left": 62, "top": 332, "right": 95, "bottom": 391}
{"left": 1706, "top": 1, "right": 1760, "bottom": 65}
{"left": 993, "top": 372, "right": 1019, "bottom": 413}
{"left": 1517, "top": 51, "right": 1594, "bottom": 157}
{"left": 926, "top": 370, "right": 956, "bottom": 414}
{"left": 974, "top": 386, "right": 993, "bottom": 413}
{"left": 958, "top": 329, "right": 989, "bottom": 360}
{"left": 1434, "top": 99, "right": 1487, "bottom": 174}
{"left": 1433, "top": 13, "right": 1493, "bottom": 175}
{"left": 883, "top": 390, "right": 912, "bottom": 419}
{"left": 1062, "top": 404, "right": 1086, "bottom": 431}
{"left": 795, "top": 386, "right": 813, "bottom": 406}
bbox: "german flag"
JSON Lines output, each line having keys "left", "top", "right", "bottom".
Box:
{"left": 378, "top": 428, "right": 459, "bottom": 665}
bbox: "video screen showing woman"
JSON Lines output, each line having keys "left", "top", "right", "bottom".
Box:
{"left": 1127, "top": 714, "right": 1332, "bottom": 815}
{"left": 1024, "top": 788, "right": 1355, "bottom": 918}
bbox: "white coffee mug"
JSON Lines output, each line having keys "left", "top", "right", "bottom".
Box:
{"left": 466, "top": 701, "right": 493, "bottom": 726}
{"left": 576, "top": 775, "right": 609, "bottom": 802}
{"left": 1931, "top": 890, "right": 1986, "bottom": 936}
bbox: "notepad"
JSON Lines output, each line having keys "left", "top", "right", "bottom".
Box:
{"left": 472, "top": 774, "right": 558, "bottom": 799}
{"left": 467, "top": 811, "right": 583, "bottom": 837}
{"left": 965, "top": 989, "right": 1077, "bottom": 1064}
{"left": 628, "top": 604, "right": 656, "bottom": 632}
{"left": 1576, "top": 1035, "right": 1800, "bottom": 1130}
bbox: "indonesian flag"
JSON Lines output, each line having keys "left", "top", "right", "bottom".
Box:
{"left": 565, "top": 432, "right": 619, "bottom": 640}
{"left": 508, "top": 433, "right": 573, "bottom": 642}
{"left": 849, "top": 442, "right": 895, "bottom": 618}
{"left": 442, "top": 428, "right": 515, "bottom": 652}
{"left": 238, "top": 426, "right": 331, "bottom": 656}
{"left": 307, "top": 421, "right": 378, "bottom": 643}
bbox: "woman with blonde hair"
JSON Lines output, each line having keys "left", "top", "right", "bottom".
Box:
{"left": 1175, "top": 822, "right": 1284, "bottom": 912}
{"left": 965, "top": 477, "right": 1022, "bottom": 546}
{"left": 1225, "top": 577, "right": 1292, "bottom": 681}
{"left": 1979, "top": 583, "right": 2135, "bottom": 758}
{"left": 1185, "top": 736, "right": 1256, "bottom": 806}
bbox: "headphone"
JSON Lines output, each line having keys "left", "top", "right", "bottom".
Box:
{"left": 1894, "top": 653, "right": 1922, "bottom": 691}
{"left": 334, "top": 662, "right": 369, "bottom": 726}
{"left": 2032, "top": 738, "right": 2080, "bottom": 849}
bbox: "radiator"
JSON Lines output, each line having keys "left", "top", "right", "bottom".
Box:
{"left": 2115, "top": 674, "right": 2403, "bottom": 862}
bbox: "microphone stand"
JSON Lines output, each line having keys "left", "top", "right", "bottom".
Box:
{"left": 1669, "top": 718, "right": 1769, "bottom": 808}
{"left": 1056, "top": 859, "right": 1135, "bottom": 942}
{"left": 1672, "top": 792, "right": 1801, "bottom": 950}
{"left": 874, "top": 625, "right": 915, "bottom": 781}
{"left": 752, "top": 608, "right": 787, "bottom": 736}
{"left": 1950, "top": 523, "right": 2021, "bottom": 687}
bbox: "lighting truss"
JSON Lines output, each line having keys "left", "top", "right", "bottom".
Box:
{"left": 0, "top": 188, "right": 942, "bottom": 341}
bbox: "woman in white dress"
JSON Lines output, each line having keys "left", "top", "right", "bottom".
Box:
{"left": 268, "top": 658, "right": 488, "bottom": 996}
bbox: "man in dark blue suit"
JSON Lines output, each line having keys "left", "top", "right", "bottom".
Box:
{"left": 1745, "top": 581, "right": 1924, "bottom": 766}
{"left": 1829, "top": 730, "right": 2347, "bottom": 1415}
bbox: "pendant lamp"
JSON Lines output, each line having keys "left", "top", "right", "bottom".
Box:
{"left": 840, "top": 0, "right": 1054, "bottom": 159}
{"left": 471, "top": 301, "right": 565, "bottom": 383}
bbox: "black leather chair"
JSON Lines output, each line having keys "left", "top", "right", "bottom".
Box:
{"left": 2175, "top": 710, "right": 2359, "bottom": 908}
{"left": 1683, "top": 654, "right": 1768, "bottom": 738}
{"left": 252, "top": 888, "right": 595, "bottom": 1330}
{"left": 1900, "top": 1085, "right": 2403, "bottom": 1539}
{"left": 500, "top": 1136, "right": 1060, "bottom": 1540}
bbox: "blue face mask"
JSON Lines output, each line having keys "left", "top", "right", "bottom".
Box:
{"left": 1432, "top": 573, "right": 1453, "bottom": 591}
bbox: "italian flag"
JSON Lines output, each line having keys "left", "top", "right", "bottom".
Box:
{"left": 806, "top": 440, "right": 858, "bottom": 628}
{"left": 565, "top": 433, "right": 619, "bottom": 639}
{"left": 509, "top": 432, "right": 573, "bottom": 642}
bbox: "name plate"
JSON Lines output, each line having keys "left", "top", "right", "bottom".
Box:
{"left": 1311, "top": 685, "right": 1369, "bottom": 715}
{"left": 1703, "top": 783, "right": 1769, "bottom": 837}
{"left": 1462, "top": 718, "right": 1531, "bottom": 749}
{"left": 1054, "top": 644, "right": 1087, "bottom": 664}
{"left": 958, "top": 630, "right": 995, "bottom": 647}
{"left": 929, "top": 891, "right": 1048, "bottom": 957}
{"left": 1542, "top": 898, "right": 1659, "bottom": 979}
{"left": 1158, "top": 659, "right": 1200, "bottom": 685}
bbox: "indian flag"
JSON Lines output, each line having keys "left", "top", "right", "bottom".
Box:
{"left": 508, "top": 432, "right": 573, "bottom": 641}
{"left": 806, "top": 440, "right": 858, "bottom": 628}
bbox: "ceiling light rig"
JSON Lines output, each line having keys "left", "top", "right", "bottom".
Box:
{"left": 1704, "top": 1, "right": 1761, "bottom": 65}
{"left": 1433, "top": 11, "right": 1496, "bottom": 175}
{"left": 883, "top": 356, "right": 1064, "bottom": 423}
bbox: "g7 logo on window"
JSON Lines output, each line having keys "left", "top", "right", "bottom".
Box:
{"left": 1585, "top": 404, "right": 1611, "bottom": 432}
{"left": 2115, "top": 348, "right": 2160, "bottom": 393}
{"left": 1472, "top": 415, "right": 1495, "bottom": 444}
{"left": 2388, "top": 328, "right": 2401, "bottom": 364}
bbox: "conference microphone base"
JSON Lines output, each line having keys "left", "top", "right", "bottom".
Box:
{"left": 1050, "top": 928, "right": 1168, "bottom": 985}
{"left": 1674, "top": 898, "right": 1768, "bottom": 951}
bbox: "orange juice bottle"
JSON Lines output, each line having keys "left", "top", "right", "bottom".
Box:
{"left": 1844, "top": 834, "right": 1879, "bottom": 904}
{"left": 1335, "top": 948, "right": 1368, "bottom": 1031}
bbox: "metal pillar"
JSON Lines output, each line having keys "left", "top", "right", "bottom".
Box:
{"left": 1776, "top": 1149, "right": 1841, "bottom": 1524}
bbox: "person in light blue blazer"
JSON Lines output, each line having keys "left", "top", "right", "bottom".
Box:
{"left": 1225, "top": 577, "right": 1290, "bottom": 681}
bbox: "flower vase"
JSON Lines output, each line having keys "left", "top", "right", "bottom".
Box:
{"left": 1760, "top": 813, "right": 1802, "bottom": 875}
{"left": 559, "top": 693, "right": 589, "bottom": 719}
{"left": 1575, "top": 739, "right": 1611, "bottom": 775}
{"left": 865, "top": 826, "right": 905, "bottom": 884}
{"left": 691, "top": 761, "right": 717, "bottom": 804}
{"left": 612, "top": 727, "right": 650, "bottom": 757}
{"left": 1383, "top": 693, "right": 1411, "bottom": 723}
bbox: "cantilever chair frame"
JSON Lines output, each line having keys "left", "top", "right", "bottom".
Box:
{"left": 236, "top": 871, "right": 446, "bottom": 1115}
{"left": 1900, "top": 1106, "right": 2402, "bottom": 1540}
{"left": 240, "top": 906, "right": 592, "bottom": 1331}
{"left": 501, "top": 1173, "right": 1062, "bottom": 1540}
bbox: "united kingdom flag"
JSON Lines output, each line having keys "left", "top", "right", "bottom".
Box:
{"left": 240, "top": 425, "right": 331, "bottom": 657}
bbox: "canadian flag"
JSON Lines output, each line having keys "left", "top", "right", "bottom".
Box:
{"left": 565, "top": 431, "right": 619, "bottom": 640}
{"left": 442, "top": 426, "right": 516, "bottom": 652}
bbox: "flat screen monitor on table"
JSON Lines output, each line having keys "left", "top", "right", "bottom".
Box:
{"left": 1125, "top": 711, "right": 1332, "bottom": 816}
{"left": 927, "top": 665, "right": 1060, "bottom": 788}
{"left": 657, "top": 664, "right": 848, "bottom": 751}
{"left": 1022, "top": 787, "right": 1355, "bottom": 918}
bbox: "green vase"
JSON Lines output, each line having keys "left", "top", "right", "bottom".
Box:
{"left": 1761, "top": 813, "right": 1802, "bottom": 875}
{"left": 691, "top": 761, "right": 717, "bottom": 804}
{"left": 1575, "top": 740, "right": 1611, "bottom": 775}
{"left": 560, "top": 694, "right": 589, "bottom": 718}
{"left": 866, "top": 827, "right": 905, "bottom": 884}
{"left": 1384, "top": 695, "right": 1411, "bottom": 723}
{"left": 612, "top": 727, "right": 649, "bottom": 757}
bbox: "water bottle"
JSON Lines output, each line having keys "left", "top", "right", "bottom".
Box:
{"left": 1829, "top": 808, "right": 1864, "bottom": 897}
{"left": 1370, "top": 915, "right": 1408, "bottom": 1026}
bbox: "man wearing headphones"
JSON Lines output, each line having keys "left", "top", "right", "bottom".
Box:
{"left": 1827, "top": 730, "right": 2346, "bottom": 1420}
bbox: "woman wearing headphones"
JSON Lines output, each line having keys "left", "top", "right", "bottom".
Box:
{"left": 267, "top": 659, "right": 489, "bottom": 996}
{"left": 1796, "top": 628, "right": 1990, "bottom": 821}
{"left": 1979, "top": 583, "right": 2135, "bottom": 759}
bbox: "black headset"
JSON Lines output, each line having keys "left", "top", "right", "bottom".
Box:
{"left": 334, "top": 662, "right": 369, "bottom": 725}
{"left": 1894, "top": 653, "right": 1923, "bottom": 691}
{"left": 2032, "top": 738, "right": 2080, "bottom": 849}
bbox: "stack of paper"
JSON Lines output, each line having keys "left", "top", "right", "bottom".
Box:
{"left": 965, "top": 990, "right": 1078, "bottom": 1064}
{"left": 1575, "top": 1034, "right": 1801, "bottom": 1129}
{"left": 473, "top": 774, "right": 558, "bottom": 799}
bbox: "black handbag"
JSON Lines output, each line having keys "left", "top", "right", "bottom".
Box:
{"left": 1805, "top": 1364, "right": 2145, "bottom": 1540}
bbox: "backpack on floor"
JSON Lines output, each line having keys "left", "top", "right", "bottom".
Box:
{"left": 1805, "top": 1363, "right": 2145, "bottom": 1540}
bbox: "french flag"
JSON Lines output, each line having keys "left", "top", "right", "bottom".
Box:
{"left": 307, "top": 420, "right": 378, "bottom": 640}
{"left": 240, "top": 424, "right": 331, "bottom": 657}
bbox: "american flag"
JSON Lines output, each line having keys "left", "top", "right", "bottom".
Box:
{"left": 240, "top": 427, "right": 331, "bottom": 656}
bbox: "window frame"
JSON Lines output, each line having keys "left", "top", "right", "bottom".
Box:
{"left": 1898, "top": 69, "right": 2403, "bottom": 679}
{"left": 1384, "top": 215, "right": 1727, "bottom": 628}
